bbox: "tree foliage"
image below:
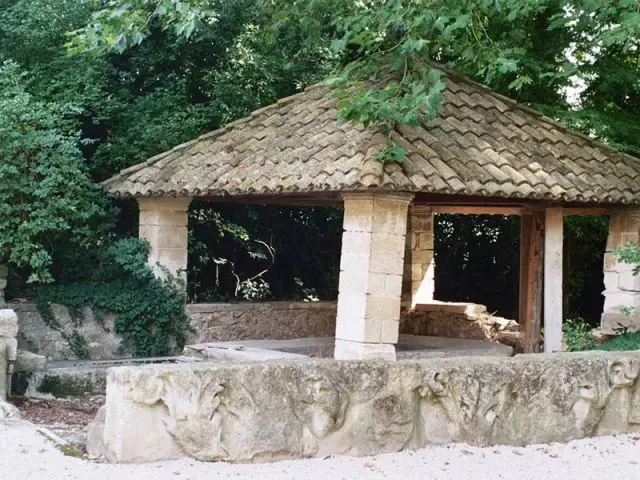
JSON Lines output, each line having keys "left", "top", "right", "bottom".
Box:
{"left": 66, "top": 0, "right": 640, "bottom": 159}
{"left": 0, "top": 61, "right": 113, "bottom": 283}
{"left": 2, "top": 0, "right": 640, "bottom": 326}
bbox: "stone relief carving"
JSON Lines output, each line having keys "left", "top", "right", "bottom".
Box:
{"left": 126, "top": 370, "right": 228, "bottom": 461}
{"left": 417, "top": 372, "right": 460, "bottom": 445}
{"left": 570, "top": 383, "right": 600, "bottom": 436}
{"left": 596, "top": 359, "right": 640, "bottom": 435}
{"left": 416, "top": 370, "right": 508, "bottom": 446}
{"left": 96, "top": 354, "right": 640, "bottom": 464}
{"left": 288, "top": 372, "right": 349, "bottom": 456}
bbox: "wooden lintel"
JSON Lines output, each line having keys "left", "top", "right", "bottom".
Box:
{"left": 563, "top": 207, "right": 611, "bottom": 217}
{"left": 431, "top": 205, "right": 527, "bottom": 215}
{"left": 194, "top": 194, "right": 342, "bottom": 208}
{"left": 520, "top": 211, "right": 544, "bottom": 353}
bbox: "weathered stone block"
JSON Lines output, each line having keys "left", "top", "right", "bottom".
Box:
{"left": 333, "top": 339, "right": 396, "bottom": 361}
{"left": 601, "top": 310, "right": 640, "bottom": 335}
{"left": 603, "top": 271, "right": 620, "bottom": 291}
{"left": 156, "top": 247, "right": 189, "bottom": 264}
{"left": 619, "top": 270, "right": 640, "bottom": 292}
{"left": 91, "top": 352, "right": 640, "bottom": 464}
{"left": 380, "top": 320, "right": 400, "bottom": 343}
{"left": 603, "top": 291, "right": 640, "bottom": 312}
{"left": 366, "top": 294, "right": 402, "bottom": 321}
{"left": 14, "top": 350, "right": 47, "bottom": 373}
{"left": 335, "top": 314, "right": 381, "bottom": 343}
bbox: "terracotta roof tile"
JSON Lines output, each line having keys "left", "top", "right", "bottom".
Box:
{"left": 103, "top": 69, "right": 640, "bottom": 205}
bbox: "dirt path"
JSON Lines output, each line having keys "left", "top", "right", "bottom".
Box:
{"left": 2, "top": 418, "right": 640, "bottom": 480}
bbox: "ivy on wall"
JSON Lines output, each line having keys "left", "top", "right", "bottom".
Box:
{"left": 34, "top": 238, "right": 190, "bottom": 358}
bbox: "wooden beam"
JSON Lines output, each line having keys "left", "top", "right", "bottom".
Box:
{"left": 431, "top": 205, "right": 526, "bottom": 215}
{"left": 543, "top": 207, "right": 564, "bottom": 352}
{"left": 563, "top": 207, "right": 610, "bottom": 217}
{"left": 521, "top": 212, "right": 544, "bottom": 353}
{"left": 193, "top": 193, "right": 342, "bottom": 207}
{"left": 518, "top": 215, "right": 531, "bottom": 324}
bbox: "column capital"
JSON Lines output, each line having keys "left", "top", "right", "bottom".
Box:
{"left": 137, "top": 196, "right": 192, "bottom": 212}
{"left": 341, "top": 191, "right": 414, "bottom": 205}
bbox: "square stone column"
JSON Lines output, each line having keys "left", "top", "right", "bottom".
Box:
{"left": 601, "top": 209, "right": 640, "bottom": 334}
{"left": 402, "top": 205, "right": 435, "bottom": 308}
{"left": 334, "top": 192, "right": 414, "bottom": 361}
{"left": 138, "top": 197, "right": 191, "bottom": 282}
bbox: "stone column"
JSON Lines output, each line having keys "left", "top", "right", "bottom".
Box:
{"left": 543, "top": 207, "right": 563, "bottom": 352}
{"left": 601, "top": 209, "right": 640, "bottom": 334}
{"left": 0, "top": 265, "right": 7, "bottom": 308}
{"left": 334, "top": 192, "right": 414, "bottom": 361}
{"left": 138, "top": 197, "right": 191, "bottom": 282}
{"left": 402, "top": 205, "right": 435, "bottom": 308}
{"left": 0, "top": 309, "right": 18, "bottom": 400}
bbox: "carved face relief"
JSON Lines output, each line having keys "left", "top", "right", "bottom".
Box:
{"left": 292, "top": 376, "right": 347, "bottom": 439}
{"left": 571, "top": 383, "right": 599, "bottom": 435}
{"left": 608, "top": 360, "right": 640, "bottom": 389}
{"left": 127, "top": 373, "right": 165, "bottom": 405}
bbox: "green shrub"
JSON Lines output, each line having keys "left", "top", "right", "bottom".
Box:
{"left": 563, "top": 317, "right": 598, "bottom": 352}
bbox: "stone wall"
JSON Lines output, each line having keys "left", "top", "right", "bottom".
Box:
{"left": 10, "top": 302, "right": 338, "bottom": 359}
{"left": 89, "top": 351, "right": 640, "bottom": 463}
{"left": 12, "top": 303, "right": 130, "bottom": 360}
{"left": 185, "top": 302, "right": 337, "bottom": 344}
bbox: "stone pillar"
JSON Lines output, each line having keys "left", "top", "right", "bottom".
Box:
{"left": 402, "top": 205, "right": 435, "bottom": 308}
{"left": 543, "top": 207, "right": 563, "bottom": 352}
{"left": 601, "top": 210, "right": 640, "bottom": 334}
{"left": 138, "top": 197, "right": 191, "bottom": 282}
{"left": 0, "top": 309, "right": 18, "bottom": 400}
{"left": 0, "top": 265, "right": 7, "bottom": 308}
{"left": 334, "top": 192, "right": 414, "bottom": 361}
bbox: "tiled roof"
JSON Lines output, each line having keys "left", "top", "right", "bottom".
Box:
{"left": 103, "top": 69, "right": 640, "bottom": 204}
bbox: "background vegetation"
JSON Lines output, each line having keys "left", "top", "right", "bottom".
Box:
{"left": 2, "top": 0, "right": 639, "bottom": 354}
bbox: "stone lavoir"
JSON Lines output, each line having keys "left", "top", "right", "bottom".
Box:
{"left": 80, "top": 65, "right": 640, "bottom": 465}
{"left": 102, "top": 64, "right": 640, "bottom": 359}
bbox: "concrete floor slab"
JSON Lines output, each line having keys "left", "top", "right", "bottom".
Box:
{"left": 187, "top": 334, "right": 513, "bottom": 359}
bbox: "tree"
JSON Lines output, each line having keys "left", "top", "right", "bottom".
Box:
{"left": 65, "top": 0, "right": 640, "bottom": 158}
{"left": 0, "top": 61, "right": 113, "bottom": 283}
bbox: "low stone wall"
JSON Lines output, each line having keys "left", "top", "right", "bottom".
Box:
{"left": 400, "top": 302, "right": 520, "bottom": 345}
{"left": 185, "top": 302, "right": 338, "bottom": 344}
{"left": 12, "top": 300, "right": 518, "bottom": 360}
{"left": 89, "top": 352, "right": 640, "bottom": 463}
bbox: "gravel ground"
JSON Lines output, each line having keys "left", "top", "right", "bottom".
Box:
{"left": 13, "top": 396, "right": 104, "bottom": 426}
{"left": 2, "top": 419, "right": 640, "bottom": 480}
